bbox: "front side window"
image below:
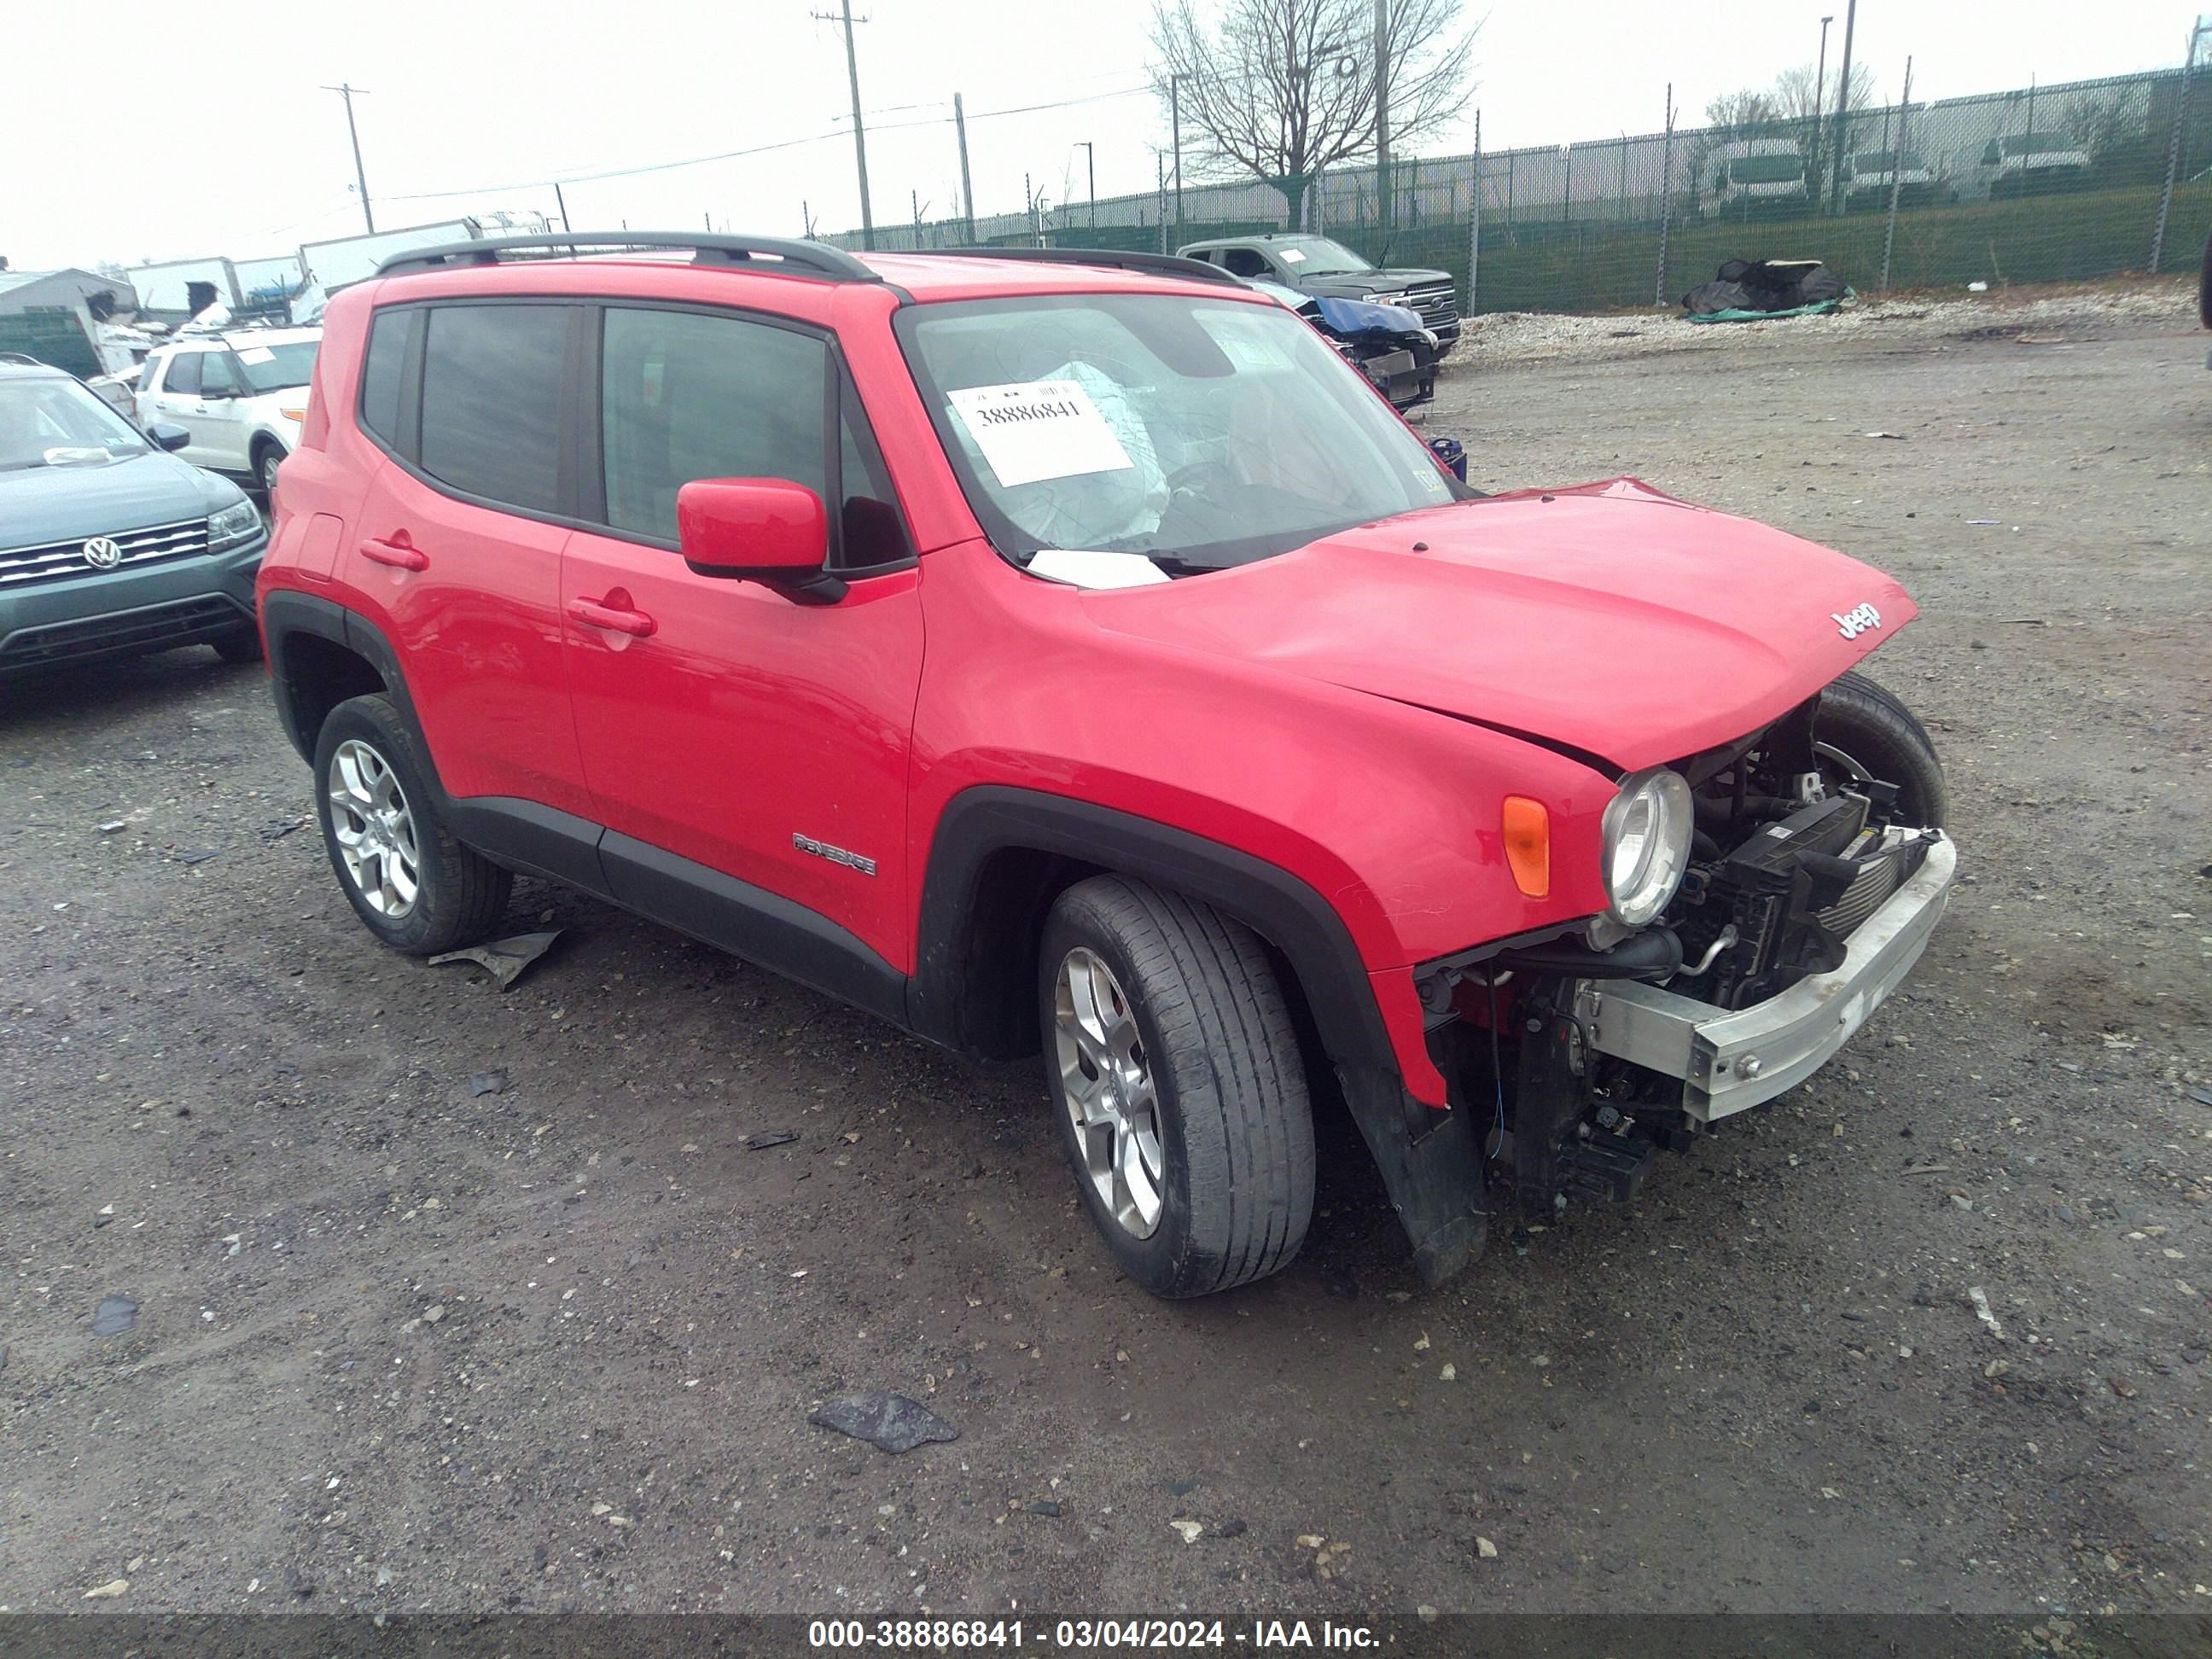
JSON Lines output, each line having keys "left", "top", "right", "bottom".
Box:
{"left": 201, "top": 352, "right": 242, "bottom": 398}
{"left": 897, "top": 291, "right": 1459, "bottom": 573}
{"left": 419, "top": 304, "right": 568, "bottom": 513}
{"left": 162, "top": 352, "right": 203, "bottom": 397}
{"left": 600, "top": 306, "right": 827, "bottom": 543}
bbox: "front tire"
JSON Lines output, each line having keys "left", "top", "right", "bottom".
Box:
{"left": 212, "top": 628, "right": 263, "bottom": 665}
{"left": 256, "top": 441, "right": 285, "bottom": 496}
{"left": 1815, "top": 669, "right": 1947, "bottom": 828}
{"left": 312, "top": 695, "right": 512, "bottom": 955}
{"left": 1038, "top": 876, "right": 1314, "bottom": 1298}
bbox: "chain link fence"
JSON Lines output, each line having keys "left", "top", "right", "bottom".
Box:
{"left": 826, "top": 61, "right": 2212, "bottom": 314}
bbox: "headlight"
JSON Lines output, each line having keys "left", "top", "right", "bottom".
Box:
{"left": 1368, "top": 289, "right": 1410, "bottom": 306}
{"left": 1600, "top": 767, "right": 1693, "bottom": 928}
{"left": 207, "top": 498, "right": 263, "bottom": 551}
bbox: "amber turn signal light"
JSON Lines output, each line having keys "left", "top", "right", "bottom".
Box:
{"left": 1502, "top": 796, "right": 1550, "bottom": 898}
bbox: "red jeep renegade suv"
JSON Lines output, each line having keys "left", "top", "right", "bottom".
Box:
{"left": 258, "top": 233, "right": 1954, "bottom": 1297}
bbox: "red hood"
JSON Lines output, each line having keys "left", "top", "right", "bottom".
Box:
{"left": 1086, "top": 478, "right": 1916, "bottom": 773}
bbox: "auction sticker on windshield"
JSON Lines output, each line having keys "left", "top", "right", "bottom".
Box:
{"left": 950, "top": 380, "right": 1135, "bottom": 489}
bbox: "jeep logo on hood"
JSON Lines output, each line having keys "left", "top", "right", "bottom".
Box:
{"left": 1833, "top": 602, "right": 1882, "bottom": 640}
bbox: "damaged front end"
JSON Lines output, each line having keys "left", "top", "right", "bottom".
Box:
{"left": 1303, "top": 294, "right": 1441, "bottom": 410}
{"left": 1412, "top": 687, "right": 1955, "bottom": 1246}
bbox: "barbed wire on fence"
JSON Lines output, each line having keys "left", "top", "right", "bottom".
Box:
{"left": 824, "top": 60, "right": 2212, "bottom": 314}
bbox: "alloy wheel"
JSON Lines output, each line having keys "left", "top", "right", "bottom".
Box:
{"left": 327, "top": 738, "right": 420, "bottom": 918}
{"left": 1052, "top": 946, "right": 1164, "bottom": 1239}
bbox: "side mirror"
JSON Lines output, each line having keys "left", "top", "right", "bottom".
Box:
{"left": 675, "top": 477, "right": 844, "bottom": 602}
{"left": 148, "top": 422, "right": 189, "bottom": 451}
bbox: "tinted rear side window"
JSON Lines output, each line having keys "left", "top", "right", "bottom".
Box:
{"left": 358, "top": 310, "right": 409, "bottom": 446}
{"left": 420, "top": 305, "right": 567, "bottom": 513}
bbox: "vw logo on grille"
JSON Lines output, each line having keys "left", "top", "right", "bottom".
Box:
{"left": 80, "top": 537, "right": 125, "bottom": 570}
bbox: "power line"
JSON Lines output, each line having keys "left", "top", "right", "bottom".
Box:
{"left": 372, "top": 84, "right": 1152, "bottom": 205}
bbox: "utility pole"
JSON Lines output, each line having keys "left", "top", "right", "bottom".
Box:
{"left": 1828, "top": 0, "right": 1857, "bottom": 213}
{"left": 812, "top": 0, "right": 876, "bottom": 250}
{"left": 553, "top": 183, "right": 571, "bottom": 232}
{"left": 1810, "top": 15, "right": 1832, "bottom": 195}
{"left": 323, "top": 84, "right": 375, "bottom": 233}
{"left": 1170, "top": 72, "right": 1188, "bottom": 236}
{"left": 954, "top": 92, "right": 975, "bottom": 240}
{"left": 1078, "top": 141, "right": 1095, "bottom": 227}
{"left": 1374, "top": 0, "right": 1392, "bottom": 230}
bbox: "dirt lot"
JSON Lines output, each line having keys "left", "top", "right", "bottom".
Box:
{"left": 2, "top": 280, "right": 2208, "bottom": 1627}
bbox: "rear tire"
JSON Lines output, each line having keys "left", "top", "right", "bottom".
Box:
{"left": 312, "top": 694, "right": 512, "bottom": 955}
{"left": 255, "top": 441, "right": 285, "bottom": 496}
{"left": 1038, "top": 876, "right": 1314, "bottom": 1298}
{"left": 1815, "top": 669, "right": 1948, "bottom": 828}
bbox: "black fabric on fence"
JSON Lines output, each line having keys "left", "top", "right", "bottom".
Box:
{"left": 1681, "top": 259, "right": 1848, "bottom": 316}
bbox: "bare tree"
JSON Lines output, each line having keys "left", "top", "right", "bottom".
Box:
{"left": 1704, "top": 89, "right": 1780, "bottom": 139}
{"left": 1150, "top": 0, "right": 1477, "bottom": 226}
{"left": 1773, "top": 61, "right": 1877, "bottom": 125}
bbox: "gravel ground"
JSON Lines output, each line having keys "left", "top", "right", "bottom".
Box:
{"left": 1, "top": 279, "right": 2209, "bottom": 1627}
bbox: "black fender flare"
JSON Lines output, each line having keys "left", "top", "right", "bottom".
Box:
{"left": 262, "top": 589, "right": 422, "bottom": 764}
{"left": 908, "top": 786, "right": 1487, "bottom": 1284}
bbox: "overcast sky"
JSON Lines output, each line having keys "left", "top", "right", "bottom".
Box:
{"left": 3, "top": 1, "right": 2192, "bottom": 271}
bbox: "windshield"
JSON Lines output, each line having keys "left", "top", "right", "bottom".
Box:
{"left": 1730, "top": 154, "right": 1806, "bottom": 184}
{"left": 897, "top": 292, "right": 1460, "bottom": 573}
{"left": 1850, "top": 150, "right": 1923, "bottom": 174}
{"left": 0, "top": 377, "right": 150, "bottom": 471}
{"left": 231, "top": 339, "right": 318, "bottom": 393}
{"left": 1271, "top": 237, "right": 1373, "bottom": 276}
{"left": 2003, "top": 132, "right": 2076, "bottom": 157}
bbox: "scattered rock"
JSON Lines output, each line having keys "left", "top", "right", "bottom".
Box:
{"left": 1214, "top": 1517, "right": 1248, "bottom": 1539}
{"left": 468, "top": 1069, "right": 509, "bottom": 1097}
{"left": 98, "top": 821, "right": 126, "bottom": 835}
{"left": 81, "top": 1580, "right": 129, "bottom": 1600}
{"left": 90, "top": 1295, "right": 138, "bottom": 1336}
{"left": 175, "top": 850, "right": 218, "bottom": 866}
{"left": 1296, "top": 1534, "right": 1326, "bottom": 1550}
{"left": 1966, "top": 1286, "right": 2006, "bottom": 1340}
{"left": 1025, "top": 1500, "right": 1062, "bottom": 1517}
{"left": 746, "top": 1132, "right": 800, "bottom": 1150}
{"left": 1441, "top": 1363, "right": 1457, "bottom": 1381}
{"left": 259, "top": 818, "right": 305, "bottom": 842}
{"left": 1949, "top": 1194, "right": 1975, "bottom": 1213}
{"left": 1170, "top": 1520, "right": 1204, "bottom": 1544}
{"left": 2109, "top": 1376, "right": 2138, "bottom": 1399}
{"left": 1476, "top": 1537, "right": 1499, "bottom": 1559}
{"left": 422, "top": 1305, "right": 446, "bottom": 1325}
{"left": 807, "top": 1391, "right": 958, "bottom": 1454}
{"left": 1167, "top": 1479, "right": 1199, "bottom": 1497}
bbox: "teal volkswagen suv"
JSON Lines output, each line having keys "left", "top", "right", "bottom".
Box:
{"left": 1, "top": 358, "right": 267, "bottom": 677}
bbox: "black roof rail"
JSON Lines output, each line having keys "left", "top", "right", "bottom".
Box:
{"left": 927, "top": 246, "right": 1242, "bottom": 286}
{"left": 375, "top": 232, "right": 880, "bottom": 282}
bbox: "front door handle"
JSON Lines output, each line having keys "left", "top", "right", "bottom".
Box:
{"left": 567, "top": 595, "right": 657, "bottom": 638}
{"left": 359, "top": 535, "right": 428, "bottom": 572}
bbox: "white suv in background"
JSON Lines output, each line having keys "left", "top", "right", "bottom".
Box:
{"left": 136, "top": 328, "right": 321, "bottom": 493}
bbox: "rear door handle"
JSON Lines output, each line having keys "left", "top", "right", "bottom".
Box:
{"left": 358, "top": 536, "right": 428, "bottom": 572}
{"left": 566, "top": 596, "right": 657, "bottom": 638}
